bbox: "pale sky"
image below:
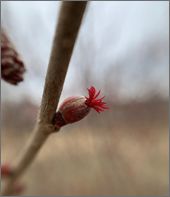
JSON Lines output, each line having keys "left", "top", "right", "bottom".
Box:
{"left": 1, "top": 1, "right": 169, "bottom": 104}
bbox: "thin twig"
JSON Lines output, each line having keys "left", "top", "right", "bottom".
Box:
{"left": 1, "top": 2, "right": 87, "bottom": 195}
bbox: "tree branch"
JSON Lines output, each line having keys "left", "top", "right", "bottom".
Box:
{"left": 1, "top": 2, "right": 87, "bottom": 195}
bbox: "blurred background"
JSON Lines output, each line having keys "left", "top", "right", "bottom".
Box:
{"left": 1, "top": 1, "right": 169, "bottom": 196}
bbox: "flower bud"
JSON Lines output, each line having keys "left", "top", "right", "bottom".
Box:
{"left": 1, "top": 164, "right": 13, "bottom": 177}
{"left": 13, "top": 183, "right": 25, "bottom": 195}
{"left": 53, "top": 86, "right": 108, "bottom": 128}
{"left": 1, "top": 30, "right": 26, "bottom": 85}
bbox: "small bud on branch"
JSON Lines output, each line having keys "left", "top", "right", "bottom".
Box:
{"left": 1, "top": 164, "right": 13, "bottom": 177}
{"left": 12, "top": 183, "right": 25, "bottom": 195}
{"left": 53, "top": 86, "right": 108, "bottom": 128}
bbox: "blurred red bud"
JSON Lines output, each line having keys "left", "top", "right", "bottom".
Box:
{"left": 1, "top": 30, "right": 26, "bottom": 85}
{"left": 1, "top": 164, "right": 13, "bottom": 177}
{"left": 13, "top": 183, "right": 25, "bottom": 195}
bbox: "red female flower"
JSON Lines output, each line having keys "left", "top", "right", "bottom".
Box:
{"left": 85, "top": 86, "right": 108, "bottom": 113}
{"left": 53, "top": 86, "right": 108, "bottom": 128}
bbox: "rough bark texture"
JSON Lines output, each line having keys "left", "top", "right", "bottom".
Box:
{"left": 1, "top": 2, "right": 87, "bottom": 195}
{"left": 39, "top": 2, "right": 87, "bottom": 124}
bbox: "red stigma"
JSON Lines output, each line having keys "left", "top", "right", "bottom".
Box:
{"left": 85, "top": 86, "right": 109, "bottom": 113}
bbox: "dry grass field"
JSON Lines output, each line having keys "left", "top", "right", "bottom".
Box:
{"left": 1, "top": 99, "right": 169, "bottom": 196}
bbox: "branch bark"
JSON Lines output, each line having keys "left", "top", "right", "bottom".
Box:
{"left": 1, "top": 2, "right": 87, "bottom": 195}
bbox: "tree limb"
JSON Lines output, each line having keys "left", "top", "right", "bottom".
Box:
{"left": 1, "top": 2, "right": 87, "bottom": 195}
